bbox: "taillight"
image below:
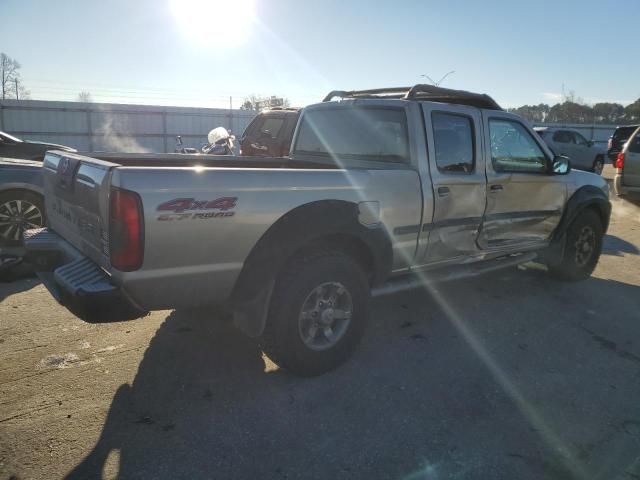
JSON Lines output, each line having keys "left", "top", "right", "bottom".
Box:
{"left": 615, "top": 152, "right": 625, "bottom": 170}
{"left": 109, "top": 188, "right": 144, "bottom": 271}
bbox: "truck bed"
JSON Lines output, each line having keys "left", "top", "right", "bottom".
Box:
{"left": 88, "top": 152, "right": 337, "bottom": 169}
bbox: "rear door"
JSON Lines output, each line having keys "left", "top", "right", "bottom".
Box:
{"left": 479, "top": 112, "right": 566, "bottom": 249}
{"left": 42, "top": 151, "right": 117, "bottom": 268}
{"left": 550, "top": 129, "right": 574, "bottom": 158}
{"left": 623, "top": 130, "right": 640, "bottom": 187}
{"left": 419, "top": 103, "right": 486, "bottom": 263}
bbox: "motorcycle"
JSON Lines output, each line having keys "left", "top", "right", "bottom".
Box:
{"left": 175, "top": 127, "right": 235, "bottom": 155}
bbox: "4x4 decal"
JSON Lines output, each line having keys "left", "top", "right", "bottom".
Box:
{"left": 156, "top": 197, "right": 237, "bottom": 221}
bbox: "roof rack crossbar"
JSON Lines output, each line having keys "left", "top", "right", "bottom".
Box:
{"left": 322, "top": 84, "right": 502, "bottom": 110}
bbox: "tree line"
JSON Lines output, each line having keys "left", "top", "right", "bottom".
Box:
{"left": 508, "top": 93, "right": 640, "bottom": 125}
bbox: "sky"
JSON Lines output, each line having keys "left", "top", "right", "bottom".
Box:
{"left": 1, "top": 0, "right": 639, "bottom": 109}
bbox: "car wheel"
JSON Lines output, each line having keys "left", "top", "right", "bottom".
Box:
{"left": 547, "top": 209, "right": 603, "bottom": 281}
{"left": 0, "top": 191, "right": 46, "bottom": 246}
{"left": 592, "top": 156, "right": 604, "bottom": 175}
{"left": 260, "top": 249, "right": 369, "bottom": 376}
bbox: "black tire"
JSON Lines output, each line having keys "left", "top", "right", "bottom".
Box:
{"left": 592, "top": 156, "right": 604, "bottom": 175}
{"left": 0, "top": 190, "right": 46, "bottom": 246}
{"left": 548, "top": 209, "right": 603, "bottom": 281}
{"left": 260, "top": 250, "right": 369, "bottom": 376}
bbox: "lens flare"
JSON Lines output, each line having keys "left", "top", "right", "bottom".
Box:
{"left": 169, "top": 0, "right": 256, "bottom": 47}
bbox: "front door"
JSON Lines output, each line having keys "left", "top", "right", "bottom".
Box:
{"left": 568, "top": 131, "right": 593, "bottom": 171}
{"left": 419, "top": 103, "right": 487, "bottom": 264}
{"left": 479, "top": 112, "right": 567, "bottom": 249}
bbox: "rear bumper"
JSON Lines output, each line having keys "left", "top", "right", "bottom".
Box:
{"left": 23, "top": 228, "right": 145, "bottom": 322}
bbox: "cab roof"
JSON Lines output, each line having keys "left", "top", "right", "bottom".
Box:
{"left": 322, "top": 84, "right": 502, "bottom": 111}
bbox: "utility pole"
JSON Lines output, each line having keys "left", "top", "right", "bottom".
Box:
{"left": 15, "top": 78, "right": 19, "bottom": 100}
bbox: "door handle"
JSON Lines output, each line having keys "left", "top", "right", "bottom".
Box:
{"left": 490, "top": 184, "right": 503, "bottom": 192}
{"left": 437, "top": 186, "right": 450, "bottom": 197}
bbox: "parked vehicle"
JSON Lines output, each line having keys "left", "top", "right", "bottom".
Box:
{"left": 24, "top": 85, "right": 610, "bottom": 376}
{"left": 608, "top": 125, "right": 639, "bottom": 164}
{"left": 613, "top": 126, "right": 640, "bottom": 197}
{"left": 240, "top": 108, "right": 299, "bottom": 157}
{"left": 0, "top": 131, "right": 76, "bottom": 161}
{"left": 535, "top": 127, "right": 606, "bottom": 174}
{"left": 0, "top": 157, "right": 46, "bottom": 246}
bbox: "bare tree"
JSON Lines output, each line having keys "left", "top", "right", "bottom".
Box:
{"left": 77, "top": 91, "right": 93, "bottom": 103}
{"left": 240, "top": 94, "right": 290, "bottom": 111}
{"left": 1, "top": 53, "right": 21, "bottom": 100}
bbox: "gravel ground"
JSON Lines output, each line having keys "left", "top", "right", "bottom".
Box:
{"left": 1, "top": 173, "right": 639, "bottom": 480}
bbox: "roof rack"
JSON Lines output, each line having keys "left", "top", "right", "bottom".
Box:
{"left": 322, "top": 84, "right": 502, "bottom": 110}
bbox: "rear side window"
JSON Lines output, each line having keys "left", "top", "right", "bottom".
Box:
{"left": 629, "top": 133, "right": 640, "bottom": 154}
{"left": 260, "top": 118, "right": 285, "bottom": 139}
{"left": 293, "top": 107, "right": 409, "bottom": 163}
{"left": 431, "top": 112, "right": 475, "bottom": 173}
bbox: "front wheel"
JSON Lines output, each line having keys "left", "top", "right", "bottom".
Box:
{"left": 547, "top": 209, "right": 603, "bottom": 281}
{"left": 260, "top": 250, "right": 369, "bottom": 376}
{"left": 592, "top": 156, "right": 604, "bottom": 175}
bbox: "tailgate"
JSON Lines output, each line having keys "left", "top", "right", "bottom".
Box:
{"left": 42, "top": 151, "right": 119, "bottom": 269}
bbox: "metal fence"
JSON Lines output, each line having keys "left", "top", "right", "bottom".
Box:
{"left": 0, "top": 99, "right": 258, "bottom": 153}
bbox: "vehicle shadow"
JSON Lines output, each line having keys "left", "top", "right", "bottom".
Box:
{"left": 0, "top": 274, "right": 40, "bottom": 301}
{"left": 602, "top": 234, "right": 640, "bottom": 256}
{"left": 65, "top": 268, "right": 640, "bottom": 480}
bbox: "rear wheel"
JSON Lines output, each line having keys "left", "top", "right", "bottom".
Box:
{"left": 0, "top": 191, "right": 45, "bottom": 246}
{"left": 592, "top": 156, "right": 604, "bottom": 175}
{"left": 548, "top": 209, "right": 603, "bottom": 281}
{"left": 260, "top": 250, "right": 369, "bottom": 376}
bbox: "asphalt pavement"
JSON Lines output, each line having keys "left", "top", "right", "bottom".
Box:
{"left": 1, "top": 177, "right": 639, "bottom": 480}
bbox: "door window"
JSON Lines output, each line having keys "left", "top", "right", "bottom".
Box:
{"left": 489, "top": 119, "right": 548, "bottom": 173}
{"left": 552, "top": 130, "right": 573, "bottom": 144}
{"left": 431, "top": 112, "right": 475, "bottom": 173}
{"left": 571, "top": 131, "right": 588, "bottom": 146}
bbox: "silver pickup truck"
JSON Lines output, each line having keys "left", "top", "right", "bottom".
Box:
{"left": 24, "top": 85, "right": 611, "bottom": 376}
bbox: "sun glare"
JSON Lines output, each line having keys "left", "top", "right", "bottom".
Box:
{"left": 169, "top": 0, "right": 256, "bottom": 47}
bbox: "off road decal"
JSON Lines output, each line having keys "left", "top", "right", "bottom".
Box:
{"left": 156, "top": 197, "right": 237, "bottom": 221}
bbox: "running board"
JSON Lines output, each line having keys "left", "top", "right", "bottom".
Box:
{"left": 372, "top": 252, "right": 537, "bottom": 297}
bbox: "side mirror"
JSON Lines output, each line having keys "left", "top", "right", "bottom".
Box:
{"left": 552, "top": 155, "right": 571, "bottom": 175}
{"left": 587, "top": 140, "right": 594, "bottom": 147}
{"left": 176, "top": 135, "right": 183, "bottom": 146}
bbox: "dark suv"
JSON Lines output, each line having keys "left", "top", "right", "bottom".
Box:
{"left": 608, "top": 125, "right": 639, "bottom": 163}
{"left": 240, "top": 108, "right": 300, "bottom": 157}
